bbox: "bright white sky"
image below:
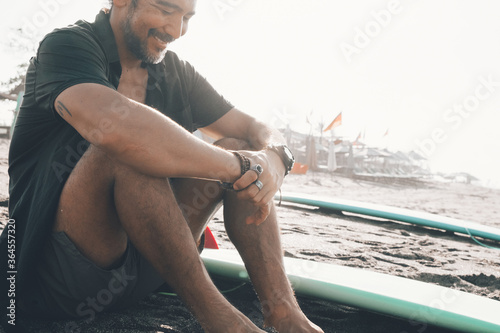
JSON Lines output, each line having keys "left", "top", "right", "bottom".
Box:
{"left": 1, "top": 0, "right": 499, "bottom": 186}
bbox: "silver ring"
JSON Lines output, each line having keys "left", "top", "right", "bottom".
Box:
{"left": 250, "top": 164, "right": 263, "bottom": 177}
{"left": 254, "top": 180, "right": 263, "bottom": 191}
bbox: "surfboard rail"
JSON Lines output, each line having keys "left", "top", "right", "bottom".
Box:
{"left": 201, "top": 249, "right": 500, "bottom": 333}
{"left": 277, "top": 192, "right": 500, "bottom": 242}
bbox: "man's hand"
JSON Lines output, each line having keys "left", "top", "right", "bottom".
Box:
{"left": 232, "top": 149, "right": 286, "bottom": 225}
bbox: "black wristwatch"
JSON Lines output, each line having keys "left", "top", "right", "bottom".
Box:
{"left": 266, "top": 144, "right": 295, "bottom": 176}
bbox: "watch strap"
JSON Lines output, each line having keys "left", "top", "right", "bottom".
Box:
{"left": 266, "top": 144, "right": 294, "bottom": 176}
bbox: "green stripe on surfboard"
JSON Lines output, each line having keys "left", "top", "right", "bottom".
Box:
{"left": 201, "top": 249, "right": 500, "bottom": 333}
{"left": 277, "top": 193, "right": 500, "bottom": 242}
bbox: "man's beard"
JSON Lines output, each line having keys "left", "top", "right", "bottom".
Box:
{"left": 121, "top": 13, "right": 173, "bottom": 64}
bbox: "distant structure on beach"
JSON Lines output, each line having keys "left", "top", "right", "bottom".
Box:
{"left": 282, "top": 128, "right": 482, "bottom": 186}
{"left": 282, "top": 128, "right": 441, "bottom": 181}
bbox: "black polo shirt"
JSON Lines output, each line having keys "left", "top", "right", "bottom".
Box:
{"left": 0, "top": 9, "right": 233, "bottom": 322}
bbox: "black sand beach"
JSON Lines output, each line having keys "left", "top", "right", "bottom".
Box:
{"left": 1, "top": 138, "right": 499, "bottom": 333}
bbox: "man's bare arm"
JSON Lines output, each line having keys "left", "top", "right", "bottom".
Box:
{"left": 201, "top": 109, "right": 288, "bottom": 224}
{"left": 201, "top": 108, "right": 286, "bottom": 150}
{"left": 55, "top": 83, "right": 241, "bottom": 182}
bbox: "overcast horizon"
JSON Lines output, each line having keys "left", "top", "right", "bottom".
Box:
{"left": 1, "top": 0, "right": 499, "bottom": 187}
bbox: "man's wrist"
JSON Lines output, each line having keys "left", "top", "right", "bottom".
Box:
{"left": 265, "top": 144, "right": 294, "bottom": 176}
{"left": 220, "top": 151, "right": 249, "bottom": 190}
{"left": 231, "top": 151, "right": 250, "bottom": 176}
{"left": 265, "top": 149, "right": 286, "bottom": 176}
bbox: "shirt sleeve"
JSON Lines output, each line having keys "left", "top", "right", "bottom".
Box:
{"left": 183, "top": 60, "right": 234, "bottom": 129}
{"left": 33, "top": 27, "right": 116, "bottom": 118}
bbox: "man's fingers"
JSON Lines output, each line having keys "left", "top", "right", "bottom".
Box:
{"left": 245, "top": 202, "right": 271, "bottom": 225}
{"left": 233, "top": 169, "right": 259, "bottom": 191}
{"left": 256, "top": 203, "right": 272, "bottom": 225}
{"left": 235, "top": 174, "right": 276, "bottom": 207}
{"left": 261, "top": 191, "right": 276, "bottom": 207}
{"left": 236, "top": 182, "right": 261, "bottom": 201}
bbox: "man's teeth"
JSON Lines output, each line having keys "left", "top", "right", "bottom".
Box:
{"left": 155, "top": 36, "right": 166, "bottom": 43}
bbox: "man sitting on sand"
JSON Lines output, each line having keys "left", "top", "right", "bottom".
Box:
{"left": 1, "top": 0, "right": 323, "bottom": 331}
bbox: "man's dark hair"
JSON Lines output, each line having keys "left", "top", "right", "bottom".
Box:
{"left": 108, "top": 0, "right": 138, "bottom": 8}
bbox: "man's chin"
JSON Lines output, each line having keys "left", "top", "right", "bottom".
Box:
{"left": 143, "top": 49, "right": 168, "bottom": 65}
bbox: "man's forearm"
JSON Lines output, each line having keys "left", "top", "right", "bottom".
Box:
{"left": 103, "top": 99, "right": 239, "bottom": 180}
{"left": 56, "top": 83, "right": 241, "bottom": 182}
{"left": 245, "top": 119, "right": 287, "bottom": 151}
{"left": 244, "top": 119, "right": 289, "bottom": 177}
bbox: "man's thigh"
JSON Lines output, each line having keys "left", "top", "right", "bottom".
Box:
{"left": 53, "top": 145, "right": 129, "bottom": 268}
{"left": 20, "top": 231, "right": 164, "bottom": 320}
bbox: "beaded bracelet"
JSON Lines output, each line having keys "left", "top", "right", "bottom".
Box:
{"left": 219, "top": 151, "right": 250, "bottom": 190}
{"left": 232, "top": 151, "right": 250, "bottom": 175}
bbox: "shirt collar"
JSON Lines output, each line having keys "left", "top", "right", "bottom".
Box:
{"left": 92, "top": 9, "right": 120, "bottom": 64}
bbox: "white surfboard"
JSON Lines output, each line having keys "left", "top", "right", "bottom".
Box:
{"left": 201, "top": 249, "right": 500, "bottom": 333}
{"left": 278, "top": 193, "right": 500, "bottom": 243}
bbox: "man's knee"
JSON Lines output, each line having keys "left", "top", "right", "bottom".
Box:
{"left": 80, "top": 145, "right": 137, "bottom": 181}
{"left": 61, "top": 144, "right": 142, "bottom": 199}
{"left": 79, "top": 144, "right": 115, "bottom": 170}
{"left": 213, "top": 138, "right": 251, "bottom": 151}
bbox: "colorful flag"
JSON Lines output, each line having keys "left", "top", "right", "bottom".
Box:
{"left": 324, "top": 112, "right": 342, "bottom": 132}
{"left": 353, "top": 131, "right": 363, "bottom": 146}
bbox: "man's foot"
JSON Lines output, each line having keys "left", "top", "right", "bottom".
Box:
{"left": 264, "top": 305, "right": 324, "bottom": 333}
{"left": 203, "top": 308, "right": 266, "bottom": 333}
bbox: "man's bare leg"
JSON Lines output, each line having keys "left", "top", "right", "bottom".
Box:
{"left": 185, "top": 138, "right": 321, "bottom": 332}
{"left": 53, "top": 145, "right": 264, "bottom": 332}
{"left": 223, "top": 194, "right": 323, "bottom": 332}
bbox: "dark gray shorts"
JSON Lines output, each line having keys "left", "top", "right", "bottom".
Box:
{"left": 20, "top": 231, "right": 165, "bottom": 320}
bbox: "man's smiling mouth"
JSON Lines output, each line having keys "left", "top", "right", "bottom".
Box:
{"left": 150, "top": 30, "right": 174, "bottom": 45}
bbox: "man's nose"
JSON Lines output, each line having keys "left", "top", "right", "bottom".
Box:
{"left": 166, "top": 15, "right": 184, "bottom": 40}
